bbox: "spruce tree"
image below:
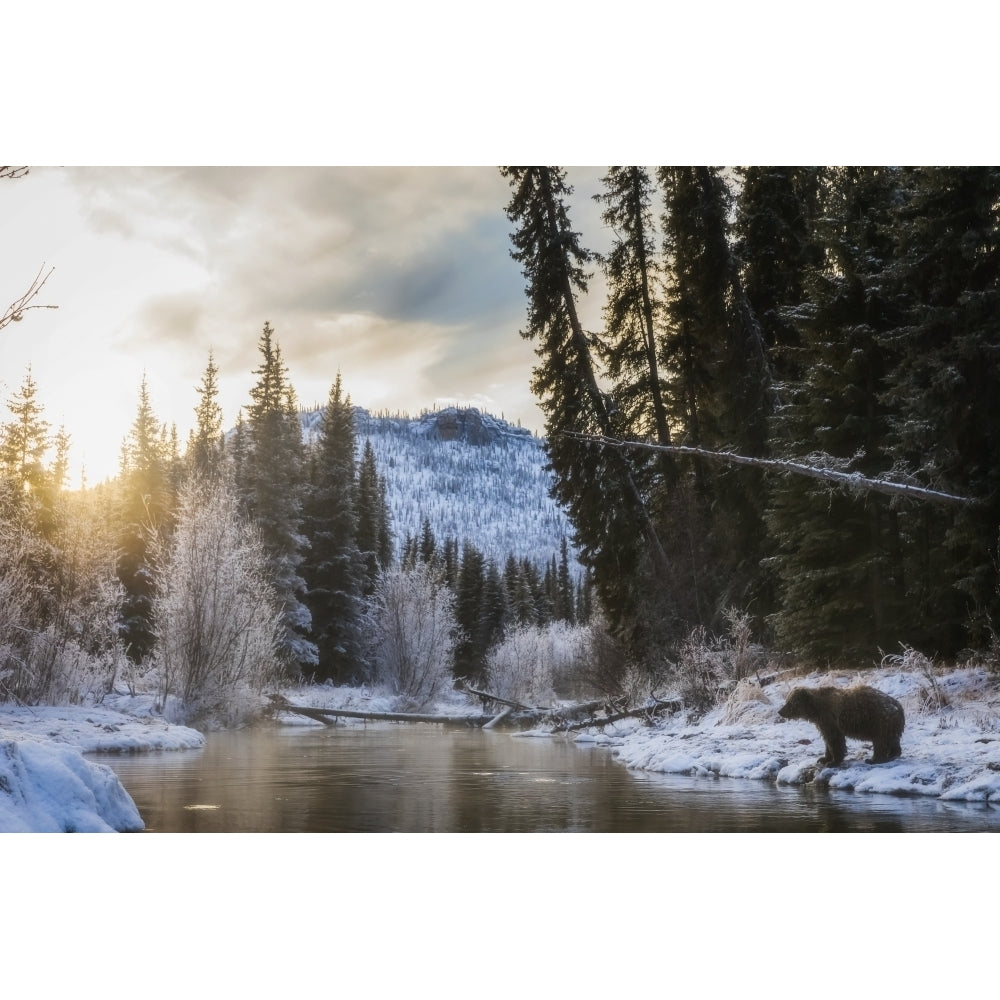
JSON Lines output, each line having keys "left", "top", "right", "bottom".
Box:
{"left": 117, "top": 374, "right": 173, "bottom": 661}
{"left": 657, "top": 166, "right": 772, "bottom": 621}
{"left": 454, "top": 541, "right": 486, "bottom": 679}
{"left": 189, "top": 350, "right": 226, "bottom": 481}
{"left": 477, "top": 558, "right": 508, "bottom": 662}
{"left": 241, "top": 322, "right": 318, "bottom": 672}
{"left": 501, "top": 166, "right": 668, "bottom": 640}
{"left": 0, "top": 366, "right": 53, "bottom": 533}
{"left": 882, "top": 166, "right": 1000, "bottom": 653}
{"left": 765, "top": 167, "right": 907, "bottom": 662}
{"left": 733, "top": 166, "right": 824, "bottom": 389}
{"left": 302, "top": 374, "right": 365, "bottom": 681}
{"left": 356, "top": 438, "right": 392, "bottom": 595}
{"left": 556, "top": 536, "right": 575, "bottom": 624}
{"left": 594, "top": 167, "right": 674, "bottom": 472}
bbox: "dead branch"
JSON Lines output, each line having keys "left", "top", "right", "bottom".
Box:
{"left": 2, "top": 263, "right": 58, "bottom": 331}
{"left": 455, "top": 679, "right": 539, "bottom": 712}
{"left": 564, "top": 433, "right": 976, "bottom": 507}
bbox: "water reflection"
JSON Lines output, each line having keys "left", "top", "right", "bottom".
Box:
{"left": 97, "top": 723, "right": 1000, "bottom": 833}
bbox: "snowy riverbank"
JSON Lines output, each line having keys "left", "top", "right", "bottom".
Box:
{"left": 0, "top": 699, "right": 204, "bottom": 832}
{"left": 278, "top": 664, "right": 1000, "bottom": 807}
{"left": 562, "top": 665, "right": 1000, "bottom": 806}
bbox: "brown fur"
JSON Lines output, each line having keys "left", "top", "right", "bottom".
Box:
{"left": 778, "top": 685, "right": 904, "bottom": 766}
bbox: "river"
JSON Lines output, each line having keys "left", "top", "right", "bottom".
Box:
{"left": 94, "top": 722, "right": 1000, "bottom": 832}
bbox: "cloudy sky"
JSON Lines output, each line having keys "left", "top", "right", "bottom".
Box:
{"left": 1, "top": 166, "right": 612, "bottom": 483}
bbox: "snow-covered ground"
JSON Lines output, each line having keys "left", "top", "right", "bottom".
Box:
{"left": 0, "top": 698, "right": 204, "bottom": 832}
{"left": 563, "top": 665, "right": 1000, "bottom": 805}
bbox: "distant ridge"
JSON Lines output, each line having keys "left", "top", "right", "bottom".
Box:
{"left": 300, "top": 405, "right": 579, "bottom": 570}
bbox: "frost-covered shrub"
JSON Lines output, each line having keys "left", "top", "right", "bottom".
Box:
{"left": 485, "top": 621, "right": 597, "bottom": 705}
{"left": 880, "top": 644, "right": 947, "bottom": 712}
{"left": 672, "top": 609, "right": 769, "bottom": 717}
{"left": 719, "top": 678, "right": 775, "bottom": 725}
{"left": 366, "top": 562, "right": 457, "bottom": 709}
{"left": 151, "top": 479, "right": 283, "bottom": 725}
{"left": 0, "top": 511, "right": 124, "bottom": 705}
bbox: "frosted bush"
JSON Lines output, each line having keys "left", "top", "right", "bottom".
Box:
{"left": 485, "top": 621, "right": 594, "bottom": 705}
{"left": 719, "top": 678, "right": 775, "bottom": 725}
{"left": 151, "top": 479, "right": 283, "bottom": 725}
{"left": 880, "top": 644, "right": 947, "bottom": 712}
{"left": 672, "top": 609, "right": 768, "bottom": 717}
{"left": 366, "top": 562, "right": 457, "bottom": 709}
{"left": 0, "top": 518, "right": 124, "bottom": 705}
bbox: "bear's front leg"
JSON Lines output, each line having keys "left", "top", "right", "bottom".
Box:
{"left": 819, "top": 728, "right": 846, "bottom": 766}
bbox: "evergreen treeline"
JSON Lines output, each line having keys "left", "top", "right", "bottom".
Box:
{"left": 1, "top": 322, "right": 593, "bottom": 706}
{"left": 503, "top": 166, "right": 1000, "bottom": 666}
{"left": 399, "top": 520, "right": 592, "bottom": 679}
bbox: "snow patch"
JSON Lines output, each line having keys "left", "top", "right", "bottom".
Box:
{"left": 0, "top": 739, "right": 144, "bottom": 832}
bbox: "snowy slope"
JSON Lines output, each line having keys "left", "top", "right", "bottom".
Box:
{"left": 303, "top": 405, "right": 580, "bottom": 569}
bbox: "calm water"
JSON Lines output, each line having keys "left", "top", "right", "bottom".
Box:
{"left": 95, "top": 723, "right": 1000, "bottom": 833}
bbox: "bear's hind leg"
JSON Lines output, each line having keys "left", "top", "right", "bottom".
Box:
{"left": 869, "top": 738, "right": 902, "bottom": 764}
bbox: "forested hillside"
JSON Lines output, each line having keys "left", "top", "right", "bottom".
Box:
{"left": 301, "top": 404, "right": 579, "bottom": 570}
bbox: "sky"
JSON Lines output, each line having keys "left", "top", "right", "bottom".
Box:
{"left": 0, "top": 166, "right": 611, "bottom": 484}
{"left": 7, "top": 0, "right": 989, "bottom": 485}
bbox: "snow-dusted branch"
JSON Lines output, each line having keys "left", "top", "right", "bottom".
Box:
{"left": 2, "top": 263, "right": 58, "bottom": 332}
{"left": 564, "top": 433, "right": 977, "bottom": 507}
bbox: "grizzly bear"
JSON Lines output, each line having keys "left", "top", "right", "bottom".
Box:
{"left": 778, "top": 685, "right": 904, "bottom": 766}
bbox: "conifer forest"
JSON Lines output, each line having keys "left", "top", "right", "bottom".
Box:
{"left": 2, "top": 166, "right": 999, "bottom": 723}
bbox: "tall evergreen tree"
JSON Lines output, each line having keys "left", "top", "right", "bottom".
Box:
{"left": 454, "top": 541, "right": 487, "bottom": 679}
{"left": 189, "top": 350, "right": 226, "bottom": 481}
{"left": 501, "top": 166, "right": 668, "bottom": 642}
{"left": 594, "top": 167, "right": 674, "bottom": 473}
{"left": 1, "top": 366, "right": 50, "bottom": 495}
{"left": 356, "top": 437, "right": 393, "bottom": 596}
{"left": 882, "top": 166, "right": 1000, "bottom": 653}
{"left": 302, "top": 373, "right": 364, "bottom": 681}
{"left": 503, "top": 554, "right": 536, "bottom": 626}
{"left": 657, "top": 166, "right": 772, "bottom": 620}
{"left": 1, "top": 366, "right": 54, "bottom": 534}
{"left": 765, "top": 167, "right": 907, "bottom": 661}
{"left": 117, "top": 374, "right": 173, "bottom": 661}
{"left": 733, "top": 167, "right": 824, "bottom": 389}
{"left": 240, "top": 321, "right": 318, "bottom": 671}
{"left": 478, "top": 558, "right": 508, "bottom": 661}
{"left": 556, "top": 536, "right": 575, "bottom": 624}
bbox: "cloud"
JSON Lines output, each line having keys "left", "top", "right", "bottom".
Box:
{"left": 9, "top": 166, "right": 612, "bottom": 478}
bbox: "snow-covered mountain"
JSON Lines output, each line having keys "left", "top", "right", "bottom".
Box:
{"left": 301, "top": 405, "right": 579, "bottom": 569}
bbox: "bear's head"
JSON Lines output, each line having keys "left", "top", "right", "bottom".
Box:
{"left": 778, "top": 687, "right": 814, "bottom": 721}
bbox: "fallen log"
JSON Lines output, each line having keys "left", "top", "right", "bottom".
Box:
{"left": 553, "top": 698, "right": 681, "bottom": 733}
{"left": 482, "top": 706, "right": 514, "bottom": 730}
{"left": 269, "top": 695, "right": 638, "bottom": 731}
{"left": 455, "top": 681, "right": 605, "bottom": 718}
{"left": 273, "top": 704, "right": 498, "bottom": 727}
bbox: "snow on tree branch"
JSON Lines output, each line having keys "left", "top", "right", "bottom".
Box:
{"left": 564, "top": 432, "right": 977, "bottom": 507}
